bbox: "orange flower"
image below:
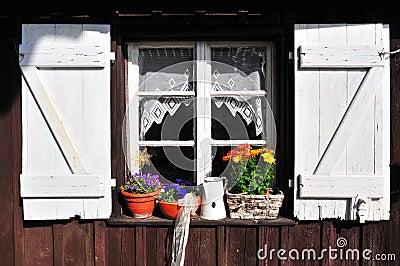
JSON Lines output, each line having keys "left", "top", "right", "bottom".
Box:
{"left": 249, "top": 148, "right": 262, "bottom": 157}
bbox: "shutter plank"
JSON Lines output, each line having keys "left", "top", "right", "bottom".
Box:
{"left": 294, "top": 24, "right": 390, "bottom": 221}
{"left": 21, "top": 66, "right": 87, "bottom": 174}
{"left": 20, "top": 24, "right": 112, "bottom": 220}
{"left": 19, "top": 44, "right": 105, "bottom": 67}
{"left": 20, "top": 174, "right": 104, "bottom": 197}
{"left": 299, "top": 175, "right": 384, "bottom": 198}
{"left": 318, "top": 24, "right": 348, "bottom": 175}
{"left": 314, "top": 67, "right": 384, "bottom": 174}
{"left": 300, "top": 45, "right": 384, "bottom": 68}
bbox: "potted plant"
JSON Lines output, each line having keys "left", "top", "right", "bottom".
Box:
{"left": 222, "top": 144, "right": 284, "bottom": 219}
{"left": 120, "top": 172, "right": 161, "bottom": 218}
{"left": 158, "top": 179, "right": 200, "bottom": 220}
{"left": 120, "top": 148, "right": 161, "bottom": 218}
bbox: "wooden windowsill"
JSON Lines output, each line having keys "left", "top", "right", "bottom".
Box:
{"left": 107, "top": 214, "right": 296, "bottom": 226}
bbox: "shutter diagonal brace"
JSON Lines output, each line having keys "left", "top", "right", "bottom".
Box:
{"left": 313, "top": 67, "right": 384, "bottom": 174}
{"left": 21, "top": 66, "right": 87, "bottom": 174}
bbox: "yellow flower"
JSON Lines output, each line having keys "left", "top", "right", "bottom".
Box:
{"left": 232, "top": 155, "right": 241, "bottom": 163}
{"left": 261, "top": 152, "right": 276, "bottom": 164}
{"left": 132, "top": 148, "right": 152, "bottom": 169}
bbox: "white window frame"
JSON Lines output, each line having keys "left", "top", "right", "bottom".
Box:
{"left": 127, "top": 41, "right": 276, "bottom": 185}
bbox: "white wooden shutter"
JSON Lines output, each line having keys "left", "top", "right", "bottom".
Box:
{"left": 294, "top": 24, "right": 390, "bottom": 222}
{"left": 20, "top": 24, "right": 113, "bottom": 220}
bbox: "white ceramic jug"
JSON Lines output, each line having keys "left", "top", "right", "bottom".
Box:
{"left": 200, "top": 176, "right": 227, "bottom": 220}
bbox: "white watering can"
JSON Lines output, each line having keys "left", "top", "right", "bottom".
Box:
{"left": 200, "top": 176, "right": 227, "bottom": 220}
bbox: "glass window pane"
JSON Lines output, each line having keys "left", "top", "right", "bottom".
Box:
{"left": 139, "top": 97, "right": 194, "bottom": 141}
{"left": 140, "top": 146, "right": 196, "bottom": 185}
{"left": 211, "top": 46, "right": 267, "bottom": 92}
{"left": 139, "top": 48, "right": 194, "bottom": 92}
{"left": 211, "top": 96, "right": 268, "bottom": 140}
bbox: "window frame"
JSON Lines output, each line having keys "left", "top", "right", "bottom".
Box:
{"left": 126, "top": 41, "right": 277, "bottom": 185}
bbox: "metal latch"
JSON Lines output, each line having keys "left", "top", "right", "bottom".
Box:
{"left": 356, "top": 196, "right": 368, "bottom": 223}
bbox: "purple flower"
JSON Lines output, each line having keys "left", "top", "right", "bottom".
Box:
{"left": 177, "top": 188, "right": 187, "bottom": 199}
{"left": 120, "top": 172, "right": 161, "bottom": 194}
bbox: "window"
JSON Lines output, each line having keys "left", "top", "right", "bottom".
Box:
{"left": 125, "top": 42, "right": 276, "bottom": 186}
{"left": 19, "top": 23, "right": 390, "bottom": 223}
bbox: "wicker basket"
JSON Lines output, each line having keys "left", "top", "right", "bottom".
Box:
{"left": 226, "top": 189, "right": 284, "bottom": 220}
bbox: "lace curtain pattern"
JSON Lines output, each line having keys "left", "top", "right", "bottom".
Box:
{"left": 139, "top": 47, "right": 267, "bottom": 138}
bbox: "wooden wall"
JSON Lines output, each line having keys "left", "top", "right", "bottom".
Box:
{"left": 1, "top": 1, "right": 400, "bottom": 265}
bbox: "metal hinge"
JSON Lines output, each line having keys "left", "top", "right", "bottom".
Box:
{"left": 110, "top": 52, "right": 116, "bottom": 64}
{"left": 288, "top": 179, "right": 294, "bottom": 188}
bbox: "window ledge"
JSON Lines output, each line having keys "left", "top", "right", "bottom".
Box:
{"left": 107, "top": 214, "right": 296, "bottom": 226}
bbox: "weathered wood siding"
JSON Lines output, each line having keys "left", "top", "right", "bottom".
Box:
{"left": 1, "top": 1, "right": 400, "bottom": 265}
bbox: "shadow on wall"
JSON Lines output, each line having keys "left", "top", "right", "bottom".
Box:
{"left": 0, "top": 19, "right": 20, "bottom": 115}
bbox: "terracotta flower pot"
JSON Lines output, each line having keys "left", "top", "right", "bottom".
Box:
{"left": 120, "top": 189, "right": 160, "bottom": 218}
{"left": 158, "top": 196, "right": 201, "bottom": 220}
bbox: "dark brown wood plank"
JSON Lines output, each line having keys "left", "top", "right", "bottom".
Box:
{"left": 150, "top": 226, "right": 173, "bottom": 266}
{"left": 226, "top": 226, "right": 258, "bottom": 265}
{"left": 321, "top": 220, "right": 362, "bottom": 266}
{"left": 106, "top": 227, "right": 122, "bottom": 266}
{"left": 12, "top": 47, "right": 24, "bottom": 266}
{"left": 245, "top": 227, "right": 258, "bottom": 265}
{"left": 110, "top": 34, "right": 126, "bottom": 217}
{"left": 0, "top": 110, "right": 14, "bottom": 262}
{"left": 157, "top": 227, "right": 171, "bottom": 266}
{"left": 58, "top": 220, "right": 94, "bottom": 266}
{"left": 362, "top": 200, "right": 400, "bottom": 265}
{"left": 335, "top": 222, "right": 361, "bottom": 266}
{"left": 107, "top": 215, "right": 296, "bottom": 226}
{"left": 282, "top": 0, "right": 323, "bottom": 24}
{"left": 135, "top": 226, "right": 147, "bottom": 266}
{"left": 391, "top": 38, "right": 400, "bottom": 165}
{"left": 280, "top": 222, "right": 321, "bottom": 266}
{"left": 389, "top": 199, "right": 400, "bottom": 264}
{"left": 184, "top": 227, "right": 202, "bottom": 265}
{"left": 0, "top": 24, "right": 16, "bottom": 266}
{"left": 257, "top": 226, "right": 280, "bottom": 266}
{"left": 121, "top": 227, "right": 135, "bottom": 266}
{"left": 94, "top": 221, "right": 107, "bottom": 266}
{"left": 23, "top": 225, "right": 54, "bottom": 266}
{"left": 52, "top": 223, "right": 64, "bottom": 266}
{"left": 217, "top": 226, "right": 227, "bottom": 266}
{"left": 320, "top": 221, "right": 337, "bottom": 266}
{"left": 146, "top": 227, "right": 158, "bottom": 266}
{"left": 226, "top": 226, "right": 242, "bottom": 266}
{"left": 362, "top": 220, "right": 391, "bottom": 266}
{"left": 185, "top": 227, "right": 217, "bottom": 266}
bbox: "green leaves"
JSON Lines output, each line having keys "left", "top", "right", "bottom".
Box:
{"left": 228, "top": 154, "right": 275, "bottom": 195}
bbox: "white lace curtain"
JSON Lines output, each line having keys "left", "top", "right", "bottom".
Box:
{"left": 139, "top": 47, "right": 266, "bottom": 138}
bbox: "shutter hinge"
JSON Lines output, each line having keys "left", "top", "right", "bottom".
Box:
{"left": 110, "top": 52, "right": 116, "bottom": 64}
{"left": 110, "top": 178, "right": 117, "bottom": 187}
{"left": 289, "top": 51, "right": 294, "bottom": 60}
